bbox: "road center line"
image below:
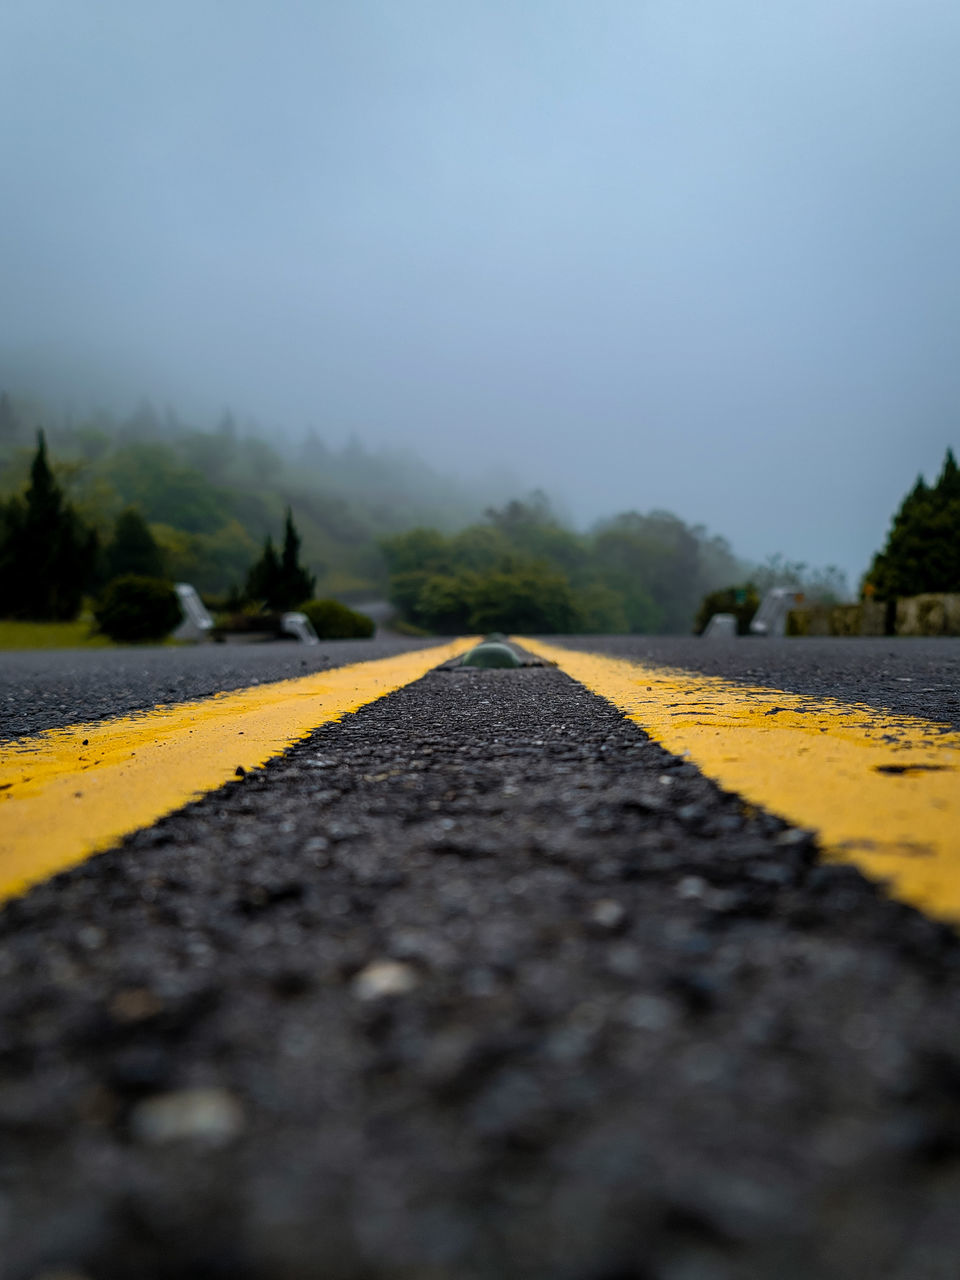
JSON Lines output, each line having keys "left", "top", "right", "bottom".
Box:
{"left": 0, "top": 641, "right": 471, "bottom": 902}
{"left": 523, "top": 639, "right": 960, "bottom": 924}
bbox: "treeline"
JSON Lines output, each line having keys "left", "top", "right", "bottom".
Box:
{"left": 0, "top": 431, "right": 371, "bottom": 641}
{"left": 0, "top": 388, "right": 856, "bottom": 636}
{"left": 382, "top": 494, "right": 750, "bottom": 634}
{"left": 0, "top": 391, "right": 501, "bottom": 597}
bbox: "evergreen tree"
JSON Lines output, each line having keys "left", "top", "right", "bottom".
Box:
{"left": 103, "top": 507, "right": 165, "bottom": 581}
{"left": 866, "top": 449, "right": 960, "bottom": 598}
{"left": 243, "top": 509, "right": 314, "bottom": 609}
{"left": 277, "top": 507, "right": 314, "bottom": 607}
{"left": 0, "top": 431, "right": 98, "bottom": 619}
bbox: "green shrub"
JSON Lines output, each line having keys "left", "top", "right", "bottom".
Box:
{"left": 94, "top": 575, "right": 182, "bottom": 643}
{"left": 693, "top": 584, "right": 760, "bottom": 635}
{"left": 301, "top": 598, "right": 374, "bottom": 639}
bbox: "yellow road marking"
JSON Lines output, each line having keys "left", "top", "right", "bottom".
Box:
{"left": 523, "top": 639, "right": 960, "bottom": 924}
{"left": 0, "top": 641, "right": 471, "bottom": 902}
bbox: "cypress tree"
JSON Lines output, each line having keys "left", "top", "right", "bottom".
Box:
{"left": 245, "top": 535, "right": 282, "bottom": 607}
{"left": 0, "top": 431, "right": 98, "bottom": 619}
{"left": 277, "top": 507, "right": 314, "bottom": 608}
{"left": 243, "top": 510, "right": 314, "bottom": 610}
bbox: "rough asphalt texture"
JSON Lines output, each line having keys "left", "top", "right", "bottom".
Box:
{"left": 3, "top": 636, "right": 959, "bottom": 743}
{"left": 549, "top": 635, "right": 960, "bottom": 732}
{"left": 0, "top": 636, "right": 439, "bottom": 742}
{"left": 3, "top": 663, "right": 960, "bottom": 1279}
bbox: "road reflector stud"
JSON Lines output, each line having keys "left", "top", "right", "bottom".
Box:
{"left": 460, "top": 641, "right": 522, "bottom": 669}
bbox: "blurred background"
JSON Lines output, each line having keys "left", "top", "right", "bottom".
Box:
{"left": 1, "top": 0, "right": 958, "bottom": 640}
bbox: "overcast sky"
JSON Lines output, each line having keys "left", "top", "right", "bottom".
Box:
{"left": 2, "top": 0, "right": 959, "bottom": 583}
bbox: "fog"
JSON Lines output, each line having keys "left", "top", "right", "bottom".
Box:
{"left": 2, "top": 0, "right": 959, "bottom": 584}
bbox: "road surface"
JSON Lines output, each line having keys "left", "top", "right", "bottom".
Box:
{"left": 1, "top": 636, "right": 959, "bottom": 1279}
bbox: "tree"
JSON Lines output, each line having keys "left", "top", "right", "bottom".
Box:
{"left": 94, "top": 575, "right": 181, "bottom": 642}
{"left": 244, "top": 510, "right": 314, "bottom": 609}
{"left": 277, "top": 507, "right": 315, "bottom": 607}
{"left": 865, "top": 449, "right": 960, "bottom": 599}
{"left": 693, "top": 584, "right": 760, "bottom": 635}
{"left": 103, "top": 507, "right": 165, "bottom": 581}
{"left": 245, "top": 535, "right": 282, "bottom": 607}
{"left": 0, "top": 432, "right": 98, "bottom": 619}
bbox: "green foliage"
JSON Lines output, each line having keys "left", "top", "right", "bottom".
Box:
{"left": 301, "top": 598, "right": 375, "bottom": 639}
{"left": 279, "top": 508, "right": 315, "bottom": 606}
{"left": 103, "top": 443, "right": 235, "bottom": 533}
{"left": 151, "top": 520, "right": 258, "bottom": 595}
{"left": 693, "top": 584, "right": 760, "bottom": 635}
{"left": 93, "top": 574, "right": 182, "bottom": 643}
{"left": 245, "top": 536, "right": 282, "bottom": 606}
{"left": 244, "top": 509, "right": 315, "bottom": 609}
{"left": 103, "top": 507, "right": 165, "bottom": 581}
{"left": 0, "top": 432, "right": 99, "bottom": 620}
{"left": 386, "top": 562, "right": 584, "bottom": 635}
{"left": 382, "top": 496, "right": 744, "bottom": 635}
{"left": 2, "top": 391, "right": 851, "bottom": 632}
{"left": 865, "top": 449, "right": 960, "bottom": 599}
{"left": 466, "top": 566, "right": 582, "bottom": 633}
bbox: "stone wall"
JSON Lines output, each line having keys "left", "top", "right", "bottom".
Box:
{"left": 896, "top": 593, "right": 960, "bottom": 636}
{"left": 787, "top": 595, "right": 960, "bottom": 637}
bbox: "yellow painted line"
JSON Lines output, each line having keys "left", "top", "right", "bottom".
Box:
{"left": 0, "top": 641, "right": 472, "bottom": 902}
{"left": 522, "top": 639, "right": 960, "bottom": 924}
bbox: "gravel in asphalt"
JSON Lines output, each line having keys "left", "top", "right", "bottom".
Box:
{"left": 2, "top": 662, "right": 960, "bottom": 1279}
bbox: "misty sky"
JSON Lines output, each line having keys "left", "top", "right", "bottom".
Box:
{"left": 2, "top": 1, "right": 959, "bottom": 584}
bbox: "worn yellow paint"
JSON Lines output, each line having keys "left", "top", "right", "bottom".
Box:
{"left": 523, "top": 639, "right": 960, "bottom": 924}
{"left": 0, "top": 641, "right": 471, "bottom": 901}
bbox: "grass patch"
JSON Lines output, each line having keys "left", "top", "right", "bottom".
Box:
{"left": 0, "top": 618, "right": 113, "bottom": 650}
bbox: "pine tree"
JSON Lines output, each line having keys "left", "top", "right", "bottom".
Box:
{"left": 277, "top": 507, "right": 314, "bottom": 608}
{"left": 0, "top": 432, "right": 98, "bottom": 619}
{"left": 245, "top": 535, "right": 282, "bottom": 607}
{"left": 865, "top": 449, "right": 960, "bottom": 598}
{"left": 243, "top": 510, "right": 314, "bottom": 610}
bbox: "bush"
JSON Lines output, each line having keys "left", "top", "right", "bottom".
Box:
{"left": 94, "top": 575, "right": 182, "bottom": 643}
{"left": 693, "top": 584, "right": 760, "bottom": 635}
{"left": 301, "top": 598, "right": 374, "bottom": 639}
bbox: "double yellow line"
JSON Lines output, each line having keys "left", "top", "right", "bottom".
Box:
{"left": 2, "top": 638, "right": 959, "bottom": 926}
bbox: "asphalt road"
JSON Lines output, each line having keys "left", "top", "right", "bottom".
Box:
{"left": 0, "top": 636, "right": 440, "bottom": 741}
{"left": 549, "top": 635, "right": 960, "bottom": 731}
{"left": 1, "top": 638, "right": 960, "bottom": 1279}
{"left": 2, "top": 636, "right": 958, "bottom": 741}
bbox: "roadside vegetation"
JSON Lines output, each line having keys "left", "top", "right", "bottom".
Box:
{"left": 0, "top": 415, "right": 376, "bottom": 646}
{"left": 694, "top": 448, "right": 959, "bottom": 634}
{"left": 1, "top": 387, "right": 871, "bottom": 641}
{"left": 863, "top": 449, "right": 960, "bottom": 601}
